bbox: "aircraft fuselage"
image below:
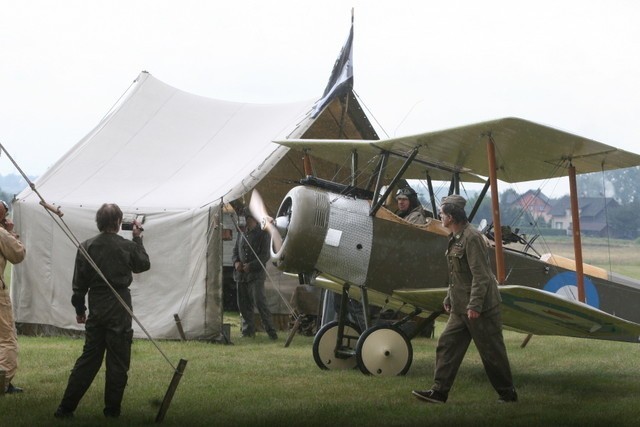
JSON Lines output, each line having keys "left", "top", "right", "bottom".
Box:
{"left": 272, "top": 185, "right": 640, "bottom": 324}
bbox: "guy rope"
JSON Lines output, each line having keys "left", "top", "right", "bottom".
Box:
{"left": 0, "top": 142, "right": 185, "bottom": 423}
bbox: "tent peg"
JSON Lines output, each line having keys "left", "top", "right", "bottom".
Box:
{"left": 155, "top": 359, "right": 188, "bottom": 423}
{"left": 173, "top": 314, "right": 186, "bottom": 341}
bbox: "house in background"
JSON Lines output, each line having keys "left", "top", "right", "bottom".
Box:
{"left": 509, "top": 189, "right": 552, "bottom": 224}
{"left": 548, "top": 196, "right": 619, "bottom": 237}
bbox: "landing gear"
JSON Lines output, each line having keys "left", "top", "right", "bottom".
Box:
{"left": 312, "top": 284, "right": 440, "bottom": 376}
{"left": 356, "top": 325, "right": 412, "bottom": 376}
{"left": 312, "top": 320, "right": 360, "bottom": 370}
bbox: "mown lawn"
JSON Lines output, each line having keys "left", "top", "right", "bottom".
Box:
{"left": 2, "top": 237, "right": 639, "bottom": 426}
{"left": 2, "top": 318, "right": 640, "bottom": 427}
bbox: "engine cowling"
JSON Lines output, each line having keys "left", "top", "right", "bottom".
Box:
{"left": 271, "top": 186, "right": 330, "bottom": 274}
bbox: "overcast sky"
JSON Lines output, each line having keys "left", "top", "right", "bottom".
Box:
{"left": 1, "top": 0, "right": 639, "bottom": 198}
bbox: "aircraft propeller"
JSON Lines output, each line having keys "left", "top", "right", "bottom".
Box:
{"left": 249, "top": 189, "right": 284, "bottom": 253}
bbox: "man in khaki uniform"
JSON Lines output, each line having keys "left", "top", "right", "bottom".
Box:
{"left": 412, "top": 195, "right": 517, "bottom": 404}
{"left": 0, "top": 200, "right": 26, "bottom": 394}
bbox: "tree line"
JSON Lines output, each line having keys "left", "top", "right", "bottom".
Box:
{"left": 420, "top": 166, "right": 640, "bottom": 240}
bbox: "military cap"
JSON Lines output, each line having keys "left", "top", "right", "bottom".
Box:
{"left": 441, "top": 194, "right": 466, "bottom": 210}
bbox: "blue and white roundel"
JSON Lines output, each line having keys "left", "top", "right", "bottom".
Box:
{"left": 543, "top": 272, "right": 600, "bottom": 309}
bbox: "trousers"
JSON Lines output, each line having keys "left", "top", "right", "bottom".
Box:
{"left": 236, "top": 278, "right": 275, "bottom": 336}
{"left": 432, "top": 306, "right": 514, "bottom": 396}
{"left": 0, "top": 288, "right": 18, "bottom": 388}
{"left": 59, "top": 309, "right": 133, "bottom": 414}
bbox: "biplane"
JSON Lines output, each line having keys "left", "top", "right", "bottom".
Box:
{"left": 251, "top": 117, "right": 640, "bottom": 376}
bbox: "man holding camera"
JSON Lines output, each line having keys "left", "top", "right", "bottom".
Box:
{"left": 54, "top": 203, "right": 150, "bottom": 418}
{"left": 0, "top": 200, "right": 26, "bottom": 395}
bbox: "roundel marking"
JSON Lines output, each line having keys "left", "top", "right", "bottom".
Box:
{"left": 543, "top": 272, "right": 600, "bottom": 309}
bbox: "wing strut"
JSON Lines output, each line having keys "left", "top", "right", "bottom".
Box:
{"left": 568, "top": 163, "right": 586, "bottom": 302}
{"left": 468, "top": 179, "right": 490, "bottom": 223}
{"left": 303, "top": 149, "right": 314, "bottom": 176}
{"left": 351, "top": 149, "right": 358, "bottom": 187}
{"left": 425, "top": 171, "right": 438, "bottom": 217}
{"left": 486, "top": 135, "right": 506, "bottom": 284}
{"left": 371, "top": 152, "right": 390, "bottom": 203}
{"left": 448, "top": 172, "right": 460, "bottom": 195}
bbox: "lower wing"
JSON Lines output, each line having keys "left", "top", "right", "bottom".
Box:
{"left": 393, "top": 285, "right": 640, "bottom": 343}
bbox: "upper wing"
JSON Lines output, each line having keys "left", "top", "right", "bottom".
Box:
{"left": 274, "top": 138, "right": 483, "bottom": 182}
{"left": 393, "top": 285, "right": 640, "bottom": 343}
{"left": 277, "top": 117, "right": 640, "bottom": 183}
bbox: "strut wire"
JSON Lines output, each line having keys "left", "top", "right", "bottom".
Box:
{"left": 229, "top": 212, "right": 297, "bottom": 319}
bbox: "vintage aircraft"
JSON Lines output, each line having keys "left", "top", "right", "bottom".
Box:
{"left": 250, "top": 117, "right": 640, "bottom": 377}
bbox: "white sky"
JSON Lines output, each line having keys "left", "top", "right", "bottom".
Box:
{"left": 1, "top": 0, "right": 639, "bottom": 198}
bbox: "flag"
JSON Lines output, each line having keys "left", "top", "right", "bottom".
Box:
{"left": 311, "top": 16, "right": 354, "bottom": 118}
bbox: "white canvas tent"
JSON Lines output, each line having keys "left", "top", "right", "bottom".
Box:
{"left": 11, "top": 71, "right": 378, "bottom": 340}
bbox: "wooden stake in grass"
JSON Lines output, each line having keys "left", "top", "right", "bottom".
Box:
{"left": 173, "top": 314, "right": 187, "bottom": 341}
{"left": 155, "top": 359, "right": 188, "bottom": 423}
{"left": 284, "top": 316, "right": 301, "bottom": 348}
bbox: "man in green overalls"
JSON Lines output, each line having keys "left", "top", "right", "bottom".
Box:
{"left": 413, "top": 195, "right": 517, "bottom": 404}
{"left": 54, "top": 203, "right": 150, "bottom": 418}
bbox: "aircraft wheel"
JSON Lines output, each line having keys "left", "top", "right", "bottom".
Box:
{"left": 312, "top": 320, "right": 360, "bottom": 370}
{"left": 355, "top": 325, "right": 413, "bottom": 376}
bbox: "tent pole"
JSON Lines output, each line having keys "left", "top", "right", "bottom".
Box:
{"left": 338, "top": 93, "right": 349, "bottom": 139}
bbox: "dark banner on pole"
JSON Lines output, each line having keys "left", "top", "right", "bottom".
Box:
{"left": 311, "top": 16, "right": 354, "bottom": 118}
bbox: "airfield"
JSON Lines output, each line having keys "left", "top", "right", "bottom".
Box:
{"left": 2, "top": 237, "right": 639, "bottom": 426}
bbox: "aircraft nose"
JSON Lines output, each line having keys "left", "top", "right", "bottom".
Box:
{"left": 274, "top": 215, "right": 289, "bottom": 236}
{"left": 271, "top": 186, "right": 329, "bottom": 274}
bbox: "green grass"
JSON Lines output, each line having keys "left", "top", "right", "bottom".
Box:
{"left": 3, "top": 238, "right": 639, "bottom": 425}
{"left": 2, "top": 315, "right": 640, "bottom": 426}
{"left": 539, "top": 236, "right": 640, "bottom": 267}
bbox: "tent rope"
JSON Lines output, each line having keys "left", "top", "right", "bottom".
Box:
{"left": 0, "top": 142, "right": 177, "bottom": 371}
{"left": 352, "top": 89, "right": 388, "bottom": 138}
{"left": 176, "top": 223, "right": 208, "bottom": 318}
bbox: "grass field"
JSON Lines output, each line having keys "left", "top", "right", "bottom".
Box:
{"left": 2, "top": 237, "right": 639, "bottom": 426}
{"left": 519, "top": 235, "right": 640, "bottom": 278}
{"left": 2, "top": 316, "right": 640, "bottom": 426}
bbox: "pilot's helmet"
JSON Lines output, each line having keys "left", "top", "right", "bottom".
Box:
{"left": 396, "top": 187, "right": 417, "bottom": 200}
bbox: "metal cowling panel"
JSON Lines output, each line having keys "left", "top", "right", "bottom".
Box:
{"left": 316, "top": 195, "right": 372, "bottom": 287}
{"left": 313, "top": 191, "right": 330, "bottom": 228}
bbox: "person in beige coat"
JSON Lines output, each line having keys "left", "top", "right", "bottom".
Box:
{"left": 412, "top": 195, "right": 517, "bottom": 404}
{"left": 0, "top": 200, "right": 26, "bottom": 394}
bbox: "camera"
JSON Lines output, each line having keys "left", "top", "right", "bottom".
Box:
{"left": 121, "top": 213, "right": 145, "bottom": 231}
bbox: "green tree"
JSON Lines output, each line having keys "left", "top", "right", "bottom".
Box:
{"left": 577, "top": 166, "right": 640, "bottom": 205}
{"left": 608, "top": 201, "right": 640, "bottom": 239}
{"left": 466, "top": 192, "right": 492, "bottom": 225}
{"left": 608, "top": 166, "right": 640, "bottom": 205}
{"left": 0, "top": 188, "right": 11, "bottom": 205}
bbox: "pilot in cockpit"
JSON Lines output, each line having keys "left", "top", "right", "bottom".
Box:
{"left": 394, "top": 187, "right": 432, "bottom": 225}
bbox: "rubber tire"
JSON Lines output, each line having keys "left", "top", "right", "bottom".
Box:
{"left": 355, "top": 325, "right": 413, "bottom": 376}
{"left": 312, "top": 320, "right": 361, "bottom": 370}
